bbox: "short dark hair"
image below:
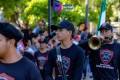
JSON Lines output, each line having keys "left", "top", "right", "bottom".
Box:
{"left": 0, "top": 23, "right": 23, "bottom": 47}
{"left": 77, "top": 22, "right": 84, "bottom": 26}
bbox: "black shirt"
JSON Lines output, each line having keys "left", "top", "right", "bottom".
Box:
{"left": 0, "top": 57, "right": 43, "bottom": 80}
{"left": 45, "top": 44, "right": 84, "bottom": 80}
{"left": 80, "top": 41, "right": 120, "bottom": 79}
{"left": 34, "top": 50, "right": 49, "bottom": 80}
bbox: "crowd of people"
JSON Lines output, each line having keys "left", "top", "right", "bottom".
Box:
{"left": 0, "top": 19, "right": 120, "bottom": 80}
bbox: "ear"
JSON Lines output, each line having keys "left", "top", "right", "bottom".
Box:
{"left": 110, "top": 30, "right": 113, "bottom": 34}
{"left": 69, "top": 31, "right": 72, "bottom": 35}
{"left": 7, "top": 39, "right": 16, "bottom": 48}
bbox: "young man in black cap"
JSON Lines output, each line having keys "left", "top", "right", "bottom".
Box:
{"left": 45, "top": 20, "right": 84, "bottom": 80}
{"left": 34, "top": 38, "right": 49, "bottom": 80}
{"left": 79, "top": 22, "right": 120, "bottom": 80}
{"left": 0, "top": 23, "right": 43, "bottom": 80}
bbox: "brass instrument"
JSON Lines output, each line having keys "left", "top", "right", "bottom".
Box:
{"left": 88, "top": 36, "right": 101, "bottom": 50}
{"left": 88, "top": 36, "right": 112, "bottom": 50}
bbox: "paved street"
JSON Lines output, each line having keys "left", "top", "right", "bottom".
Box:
{"left": 81, "top": 76, "right": 93, "bottom": 80}
{"left": 81, "top": 74, "right": 93, "bottom": 80}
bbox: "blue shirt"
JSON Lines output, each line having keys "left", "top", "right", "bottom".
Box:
{"left": 33, "top": 27, "right": 40, "bottom": 34}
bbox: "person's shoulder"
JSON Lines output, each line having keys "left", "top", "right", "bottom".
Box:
{"left": 34, "top": 50, "right": 40, "bottom": 54}
{"left": 80, "top": 31, "right": 86, "bottom": 35}
{"left": 72, "top": 44, "right": 84, "bottom": 57}
{"left": 49, "top": 47, "right": 56, "bottom": 54}
{"left": 48, "top": 47, "right": 56, "bottom": 57}
{"left": 22, "top": 57, "right": 42, "bottom": 80}
{"left": 115, "top": 41, "right": 120, "bottom": 44}
{"left": 34, "top": 50, "right": 39, "bottom": 56}
{"left": 72, "top": 44, "right": 84, "bottom": 51}
{"left": 22, "top": 57, "right": 36, "bottom": 68}
{"left": 114, "top": 41, "right": 120, "bottom": 47}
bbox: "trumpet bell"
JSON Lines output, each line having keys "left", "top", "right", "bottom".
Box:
{"left": 88, "top": 37, "right": 101, "bottom": 50}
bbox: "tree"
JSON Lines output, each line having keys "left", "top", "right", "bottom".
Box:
{"left": 0, "top": 0, "right": 119, "bottom": 27}
{"left": 72, "top": 0, "right": 119, "bottom": 22}
{"left": 20, "top": 0, "right": 99, "bottom": 26}
{"left": 0, "top": 0, "right": 30, "bottom": 22}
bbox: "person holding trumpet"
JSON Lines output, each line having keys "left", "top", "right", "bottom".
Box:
{"left": 79, "top": 22, "right": 120, "bottom": 80}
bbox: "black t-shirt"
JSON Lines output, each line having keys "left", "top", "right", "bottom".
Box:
{"left": 45, "top": 44, "right": 84, "bottom": 80}
{"left": 0, "top": 57, "right": 43, "bottom": 80}
{"left": 80, "top": 41, "right": 120, "bottom": 79}
{"left": 34, "top": 50, "right": 49, "bottom": 79}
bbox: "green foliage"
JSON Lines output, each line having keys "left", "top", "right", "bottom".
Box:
{"left": 51, "top": 5, "right": 86, "bottom": 25}
{"left": 0, "top": 0, "right": 30, "bottom": 20}
{"left": 0, "top": 0, "right": 119, "bottom": 27}
{"left": 20, "top": 0, "right": 92, "bottom": 26}
{"left": 20, "top": 0, "right": 48, "bottom": 24}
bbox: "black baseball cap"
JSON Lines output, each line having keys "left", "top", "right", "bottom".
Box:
{"left": 51, "top": 20, "right": 75, "bottom": 35}
{"left": 0, "top": 22, "right": 23, "bottom": 42}
{"left": 39, "top": 38, "right": 48, "bottom": 44}
{"left": 98, "top": 23, "right": 113, "bottom": 32}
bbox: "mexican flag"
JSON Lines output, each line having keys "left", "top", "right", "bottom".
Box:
{"left": 96, "top": 0, "right": 106, "bottom": 35}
